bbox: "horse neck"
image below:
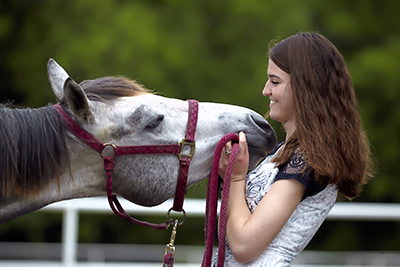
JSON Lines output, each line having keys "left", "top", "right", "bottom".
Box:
{"left": 0, "top": 144, "right": 105, "bottom": 225}
{"left": 0, "top": 106, "right": 105, "bottom": 224}
{"left": 62, "top": 140, "right": 106, "bottom": 198}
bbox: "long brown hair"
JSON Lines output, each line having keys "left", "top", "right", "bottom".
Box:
{"left": 269, "top": 32, "right": 373, "bottom": 199}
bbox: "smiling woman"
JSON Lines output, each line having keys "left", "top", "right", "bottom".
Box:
{"left": 216, "top": 32, "right": 373, "bottom": 267}
{"left": 263, "top": 58, "right": 295, "bottom": 138}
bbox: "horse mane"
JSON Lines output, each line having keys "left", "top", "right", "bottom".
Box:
{"left": 79, "top": 76, "right": 152, "bottom": 102}
{"left": 0, "top": 105, "right": 70, "bottom": 198}
{"left": 1, "top": 76, "right": 150, "bottom": 198}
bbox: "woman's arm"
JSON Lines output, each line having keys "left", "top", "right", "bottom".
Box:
{"left": 227, "top": 178, "right": 305, "bottom": 263}
{"left": 221, "top": 132, "right": 306, "bottom": 263}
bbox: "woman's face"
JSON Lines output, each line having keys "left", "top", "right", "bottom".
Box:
{"left": 263, "top": 59, "right": 295, "bottom": 133}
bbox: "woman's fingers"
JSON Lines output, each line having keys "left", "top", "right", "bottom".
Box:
{"left": 238, "top": 132, "right": 249, "bottom": 155}
{"left": 219, "top": 133, "right": 250, "bottom": 180}
{"left": 231, "top": 132, "right": 249, "bottom": 182}
{"left": 219, "top": 141, "right": 232, "bottom": 178}
{"left": 225, "top": 141, "right": 232, "bottom": 155}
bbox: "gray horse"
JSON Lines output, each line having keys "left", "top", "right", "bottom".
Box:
{"left": 0, "top": 59, "right": 276, "bottom": 224}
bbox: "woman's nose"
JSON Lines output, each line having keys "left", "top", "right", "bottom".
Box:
{"left": 262, "top": 81, "right": 271, "bottom": 96}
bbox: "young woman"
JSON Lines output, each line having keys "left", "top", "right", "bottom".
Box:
{"left": 215, "top": 32, "right": 373, "bottom": 266}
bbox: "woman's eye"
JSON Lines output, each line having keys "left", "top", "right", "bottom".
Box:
{"left": 271, "top": 80, "right": 279, "bottom": 85}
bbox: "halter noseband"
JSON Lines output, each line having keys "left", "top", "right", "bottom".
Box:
{"left": 53, "top": 100, "right": 199, "bottom": 230}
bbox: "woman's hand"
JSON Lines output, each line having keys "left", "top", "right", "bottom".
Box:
{"left": 218, "top": 132, "right": 249, "bottom": 182}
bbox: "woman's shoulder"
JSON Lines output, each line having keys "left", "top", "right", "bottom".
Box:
{"left": 274, "top": 146, "right": 309, "bottom": 184}
{"left": 275, "top": 145, "right": 327, "bottom": 199}
{"left": 270, "top": 141, "right": 305, "bottom": 175}
{"left": 283, "top": 146, "right": 306, "bottom": 175}
{"left": 266, "top": 141, "right": 285, "bottom": 157}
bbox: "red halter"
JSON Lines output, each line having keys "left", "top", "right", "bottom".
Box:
{"left": 53, "top": 100, "right": 198, "bottom": 230}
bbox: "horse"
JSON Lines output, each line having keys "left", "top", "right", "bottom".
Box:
{"left": 0, "top": 59, "right": 276, "bottom": 225}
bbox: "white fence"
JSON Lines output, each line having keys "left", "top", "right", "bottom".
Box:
{"left": 1, "top": 197, "right": 400, "bottom": 267}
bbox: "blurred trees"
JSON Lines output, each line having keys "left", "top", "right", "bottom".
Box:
{"left": 1, "top": 0, "right": 400, "bottom": 253}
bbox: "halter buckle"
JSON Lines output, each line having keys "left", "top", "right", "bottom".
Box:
{"left": 177, "top": 138, "right": 195, "bottom": 161}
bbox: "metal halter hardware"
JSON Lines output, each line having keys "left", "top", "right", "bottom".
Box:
{"left": 54, "top": 100, "right": 199, "bottom": 230}
{"left": 177, "top": 138, "right": 195, "bottom": 161}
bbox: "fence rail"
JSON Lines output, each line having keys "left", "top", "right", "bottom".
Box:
{"left": 1, "top": 197, "right": 400, "bottom": 267}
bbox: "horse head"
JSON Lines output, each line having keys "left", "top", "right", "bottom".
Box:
{"left": 48, "top": 59, "right": 276, "bottom": 207}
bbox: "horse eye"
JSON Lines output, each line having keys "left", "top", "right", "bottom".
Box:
{"left": 145, "top": 115, "right": 164, "bottom": 130}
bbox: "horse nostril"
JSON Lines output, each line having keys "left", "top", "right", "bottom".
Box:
{"left": 250, "top": 114, "right": 277, "bottom": 149}
{"left": 250, "top": 114, "right": 270, "bottom": 132}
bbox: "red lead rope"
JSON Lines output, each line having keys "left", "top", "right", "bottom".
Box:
{"left": 164, "top": 133, "right": 239, "bottom": 267}
{"left": 202, "top": 133, "right": 240, "bottom": 267}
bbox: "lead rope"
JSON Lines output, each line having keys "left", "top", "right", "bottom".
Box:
{"left": 202, "top": 133, "right": 240, "bottom": 267}
{"left": 162, "top": 133, "right": 239, "bottom": 267}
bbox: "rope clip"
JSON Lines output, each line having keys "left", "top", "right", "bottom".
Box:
{"left": 163, "top": 220, "right": 179, "bottom": 266}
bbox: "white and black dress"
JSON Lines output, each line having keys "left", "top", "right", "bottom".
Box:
{"left": 213, "top": 142, "right": 338, "bottom": 266}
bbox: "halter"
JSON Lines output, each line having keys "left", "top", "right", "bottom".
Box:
{"left": 53, "top": 100, "right": 198, "bottom": 230}
{"left": 54, "top": 100, "right": 236, "bottom": 267}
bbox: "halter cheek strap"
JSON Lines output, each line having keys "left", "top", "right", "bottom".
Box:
{"left": 172, "top": 99, "right": 198, "bottom": 212}
{"left": 54, "top": 100, "right": 198, "bottom": 230}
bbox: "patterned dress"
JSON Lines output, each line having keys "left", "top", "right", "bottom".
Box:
{"left": 213, "top": 142, "right": 338, "bottom": 266}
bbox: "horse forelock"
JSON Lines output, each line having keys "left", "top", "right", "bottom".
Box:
{"left": 0, "top": 105, "right": 70, "bottom": 198}
{"left": 79, "top": 76, "right": 152, "bottom": 102}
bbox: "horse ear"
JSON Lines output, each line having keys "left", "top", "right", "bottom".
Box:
{"left": 47, "top": 58, "right": 69, "bottom": 100}
{"left": 63, "top": 77, "right": 94, "bottom": 123}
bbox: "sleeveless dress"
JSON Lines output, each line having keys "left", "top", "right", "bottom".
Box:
{"left": 212, "top": 142, "right": 338, "bottom": 266}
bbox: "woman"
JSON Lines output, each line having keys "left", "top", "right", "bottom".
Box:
{"left": 215, "top": 32, "right": 373, "bottom": 266}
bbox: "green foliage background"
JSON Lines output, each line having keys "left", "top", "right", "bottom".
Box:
{"left": 1, "top": 0, "right": 400, "bottom": 255}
